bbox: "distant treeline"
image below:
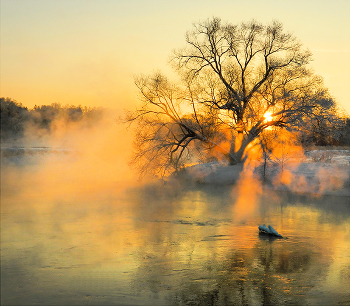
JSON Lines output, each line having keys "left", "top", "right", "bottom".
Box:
{"left": 298, "top": 107, "right": 350, "bottom": 147}
{"left": 1, "top": 97, "right": 105, "bottom": 142}
{"left": 1, "top": 97, "right": 349, "bottom": 146}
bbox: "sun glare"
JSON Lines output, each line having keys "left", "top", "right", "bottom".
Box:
{"left": 264, "top": 112, "right": 273, "bottom": 123}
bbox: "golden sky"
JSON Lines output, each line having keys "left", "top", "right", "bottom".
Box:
{"left": 1, "top": 0, "right": 350, "bottom": 114}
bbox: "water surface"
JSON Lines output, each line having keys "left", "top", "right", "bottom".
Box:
{"left": 1, "top": 176, "right": 350, "bottom": 305}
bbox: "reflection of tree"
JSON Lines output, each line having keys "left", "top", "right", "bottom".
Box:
{"left": 127, "top": 186, "right": 348, "bottom": 305}
{"left": 131, "top": 227, "right": 325, "bottom": 306}
{"left": 255, "top": 241, "right": 314, "bottom": 306}
{"left": 276, "top": 251, "right": 311, "bottom": 274}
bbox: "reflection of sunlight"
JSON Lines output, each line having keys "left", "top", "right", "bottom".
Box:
{"left": 2, "top": 178, "right": 350, "bottom": 305}
{"left": 322, "top": 219, "right": 350, "bottom": 293}
{"left": 232, "top": 168, "right": 262, "bottom": 221}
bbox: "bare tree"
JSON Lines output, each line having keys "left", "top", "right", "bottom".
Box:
{"left": 127, "top": 18, "right": 337, "bottom": 177}
{"left": 127, "top": 74, "right": 233, "bottom": 177}
{"left": 173, "top": 18, "right": 330, "bottom": 163}
{"left": 298, "top": 98, "right": 348, "bottom": 146}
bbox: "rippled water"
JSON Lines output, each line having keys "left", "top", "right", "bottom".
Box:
{"left": 2, "top": 176, "right": 350, "bottom": 305}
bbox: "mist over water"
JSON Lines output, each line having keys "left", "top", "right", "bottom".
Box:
{"left": 1, "top": 109, "right": 138, "bottom": 199}
{"left": 1, "top": 113, "right": 350, "bottom": 305}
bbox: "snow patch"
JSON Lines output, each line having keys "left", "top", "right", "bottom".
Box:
{"left": 179, "top": 150, "right": 350, "bottom": 196}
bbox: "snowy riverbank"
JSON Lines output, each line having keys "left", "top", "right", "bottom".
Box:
{"left": 176, "top": 149, "right": 350, "bottom": 197}
{"left": 2, "top": 146, "right": 350, "bottom": 196}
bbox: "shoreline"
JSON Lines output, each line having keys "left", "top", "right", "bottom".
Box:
{"left": 173, "top": 157, "right": 350, "bottom": 197}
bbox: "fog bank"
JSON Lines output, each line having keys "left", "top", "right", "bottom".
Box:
{"left": 1, "top": 108, "right": 140, "bottom": 203}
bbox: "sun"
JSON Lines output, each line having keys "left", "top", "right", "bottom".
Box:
{"left": 263, "top": 112, "right": 273, "bottom": 123}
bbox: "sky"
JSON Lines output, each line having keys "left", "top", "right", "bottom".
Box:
{"left": 1, "top": 0, "right": 350, "bottom": 114}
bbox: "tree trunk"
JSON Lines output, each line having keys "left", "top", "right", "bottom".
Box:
{"left": 229, "top": 132, "right": 249, "bottom": 165}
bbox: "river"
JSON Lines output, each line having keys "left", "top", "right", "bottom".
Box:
{"left": 2, "top": 165, "right": 350, "bottom": 306}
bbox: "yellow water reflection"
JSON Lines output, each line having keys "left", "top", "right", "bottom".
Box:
{"left": 1, "top": 179, "right": 350, "bottom": 305}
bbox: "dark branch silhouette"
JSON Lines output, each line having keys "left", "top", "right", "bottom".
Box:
{"left": 125, "top": 18, "right": 348, "bottom": 177}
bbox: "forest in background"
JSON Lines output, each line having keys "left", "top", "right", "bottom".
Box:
{"left": 1, "top": 96, "right": 350, "bottom": 148}
{"left": 0, "top": 97, "right": 105, "bottom": 144}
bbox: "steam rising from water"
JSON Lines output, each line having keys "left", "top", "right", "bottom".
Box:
{"left": 231, "top": 132, "right": 349, "bottom": 221}
{"left": 1, "top": 109, "right": 139, "bottom": 203}
{"left": 1, "top": 109, "right": 350, "bottom": 305}
{"left": 232, "top": 169, "right": 263, "bottom": 221}
{"left": 1, "top": 110, "right": 349, "bottom": 223}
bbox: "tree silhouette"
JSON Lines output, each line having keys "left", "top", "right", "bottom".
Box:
{"left": 0, "top": 98, "right": 29, "bottom": 141}
{"left": 128, "top": 18, "right": 339, "bottom": 177}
